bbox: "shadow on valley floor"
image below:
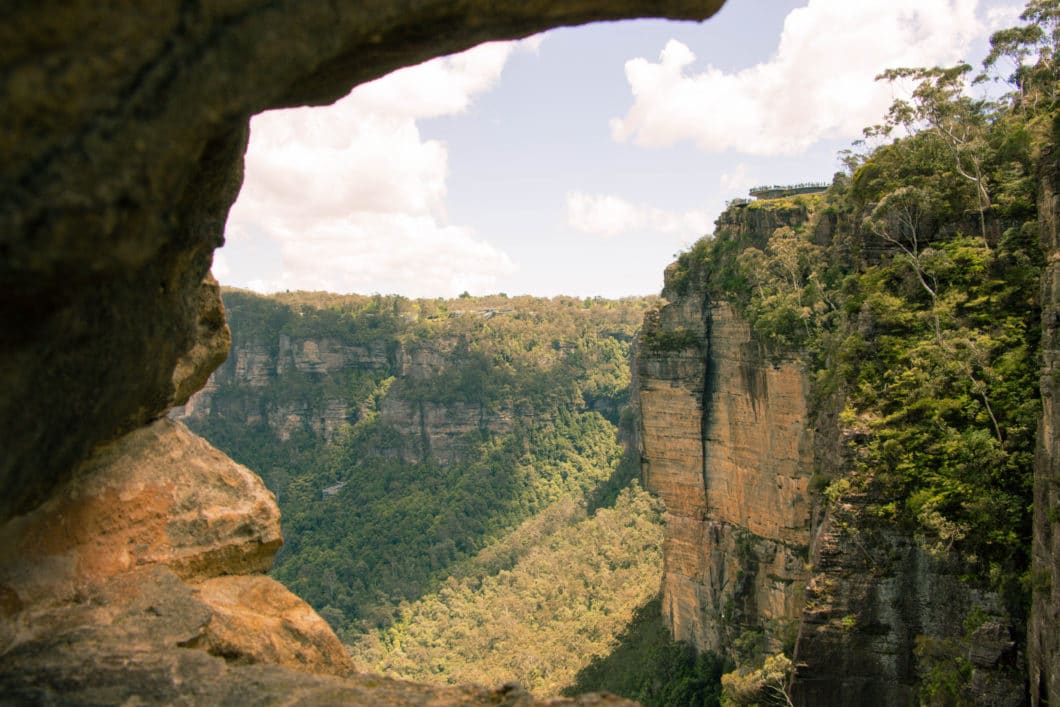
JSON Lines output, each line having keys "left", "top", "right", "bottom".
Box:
{"left": 564, "top": 594, "right": 729, "bottom": 707}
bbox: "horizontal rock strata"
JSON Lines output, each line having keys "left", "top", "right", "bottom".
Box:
{"left": 638, "top": 293, "right": 812, "bottom": 654}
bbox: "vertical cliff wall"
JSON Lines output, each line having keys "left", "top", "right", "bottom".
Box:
{"left": 638, "top": 195, "right": 1031, "bottom": 704}
{"left": 638, "top": 211, "right": 815, "bottom": 659}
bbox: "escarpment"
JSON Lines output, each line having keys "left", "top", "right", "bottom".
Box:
{"left": 638, "top": 192, "right": 1037, "bottom": 704}
{"left": 637, "top": 286, "right": 812, "bottom": 654}
{"left": 1, "top": 1, "right": 725, "bottom": 702}
{"left": 173, "top": 292, "right": 518, "bottom": 462}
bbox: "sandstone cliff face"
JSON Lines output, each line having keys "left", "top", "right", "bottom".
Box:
{"left": 638, "top": 276, "right": 813, "bottom": 656}
{"left": 174, "top": 331, "right": 387, "bottom": 443}
{"left": 379, "top": 397, "right": 516, "bottom": 465}
{"left": 175, "top": 316, "right": 516, "bottom": 463}
{"left": 638, "top": 200, "right": 1028, "bottom": 704}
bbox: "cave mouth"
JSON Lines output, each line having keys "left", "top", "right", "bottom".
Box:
{"left": 5, "top": 4, "right": 731, "bottom": 697}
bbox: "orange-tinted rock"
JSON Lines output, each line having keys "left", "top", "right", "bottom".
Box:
{"left": 638, "top": 296, "right": 812, "bottom": 653}
{"left": 0, "top": 424, "right": 355, "bottom": 684}
{"left": 0, "top": 418, "right": 281, "bottom": 607}
{"left": 191, "top": 574, "right": 356, "bottom": 676}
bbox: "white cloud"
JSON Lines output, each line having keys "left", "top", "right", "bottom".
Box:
{"left": 985, "top": 3, "right": 1023, "bottom": 32}
{"left": 222, "top": 38, "right": 539, "bottom": 296}
{"left": 566, "top": 192, "right": 713, "bottom": 239}
{"left": 211, "top": 250, "right": 231, "bottom": 280}
{"left": 229, "top": 214, "right": 515, "bottom": 297}
{"left": 610, "top": 0, "right": 983, "bottom": 155}
{"left": 719, "top": 164, "right": 754, "bottom": 193}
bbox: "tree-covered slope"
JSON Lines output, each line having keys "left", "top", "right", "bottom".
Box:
{"left": 349, "top": 483, "right": 665, "bottom": 697}
{"left": 181, "top": 291, "right": 655, "bottom": 641}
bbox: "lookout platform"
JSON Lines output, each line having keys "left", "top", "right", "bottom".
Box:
{"left": 748, "top": 182, "right": 828, "bottom": 200}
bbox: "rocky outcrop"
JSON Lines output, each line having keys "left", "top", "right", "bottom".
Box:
{"left": 638, "top": 288, "right": 812, "bottom": 655}
{"left": 1031, "top": 119, "right": 1060, "bottom": 707}
{"left": 189, "top": 574, "right": 357, "bottom": 673}
{"left": 0, "top": 418, "right": 354, "bottom": 680}
{"left": 0, "top": 419, "right": 281, "bottom": 608}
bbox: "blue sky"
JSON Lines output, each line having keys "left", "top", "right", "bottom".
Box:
{"left": 216, "top": 0, "right": 1023, "bottom": 298}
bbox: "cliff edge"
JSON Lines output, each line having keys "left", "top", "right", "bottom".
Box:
{"left": 638, "top": 189, "right": 1034, "bottom": 704}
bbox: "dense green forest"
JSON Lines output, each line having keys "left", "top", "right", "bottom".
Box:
{"left": 663, "top": 3, "right": 1057, "bottom": 701}
{"left": 349, "top": 483, "right": 665, "bottom": 696}
{"left": 188, "top": 288, "right": 737, "bottom": 700}
{"left": 186, "top": 291, "right": 654, "bottom": 641}
{"left": 186, "top": 288, "right": 735, "bottom": 699}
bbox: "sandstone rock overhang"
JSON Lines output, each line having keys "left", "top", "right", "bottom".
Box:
{"left": 0, "top": 0, "right": 725, "bottom": 525}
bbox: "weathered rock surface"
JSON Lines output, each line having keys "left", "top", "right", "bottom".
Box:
{"left": 175, "top": 322, "right": 517, "bottom": 458}
{"left": 282, "top": 335, "right": 391, "bottom": 376}
{"left": 0, "top": 0, "right": 724, "bottom": 526}
{"left": 792, "top": 492, "right": 1022, "bottom": 706}
{"left": 0, "top": 419, "right": 359, "bottom": 686}
{"left": 380, "top": 397, "right": 516, "bottom": 465}
{"left": 170, "top": 273, "right": 233, "bottom": 408}
{"left": 0, "top": 566, "right": 631, "bottom": 706}
{"left": 638, "top": 292, "right": 812, "bottom": 655}
{"left": 190, "top": 574, "right": 355, "bottom": 675}
{"left": 0, "top": 418, "right": 281, "bottom": 609}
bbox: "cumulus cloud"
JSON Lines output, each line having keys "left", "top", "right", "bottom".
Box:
{"left": 211, "top": 250, "right": 231, "bottom": 280}
{"left": 566, "top": 192, "right": 714, "bottom": 239}
{"left": 223, "top": 38, "right": 539, "bottom": 296}
{"left": 719, "top": 164, "right": 755, "bottom": 194}
{"left": 610, "top": 0, "right": 983, "bottom": 155}
{"left": 985, "top": 3, "right": 1024, "bottom": 32}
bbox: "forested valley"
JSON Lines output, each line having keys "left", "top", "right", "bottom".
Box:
{"left": 182, "top": 3, "right": 1060, "bottom": 703}
{"left": 180, "top": 290, "right": 721, "bottom": 700}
